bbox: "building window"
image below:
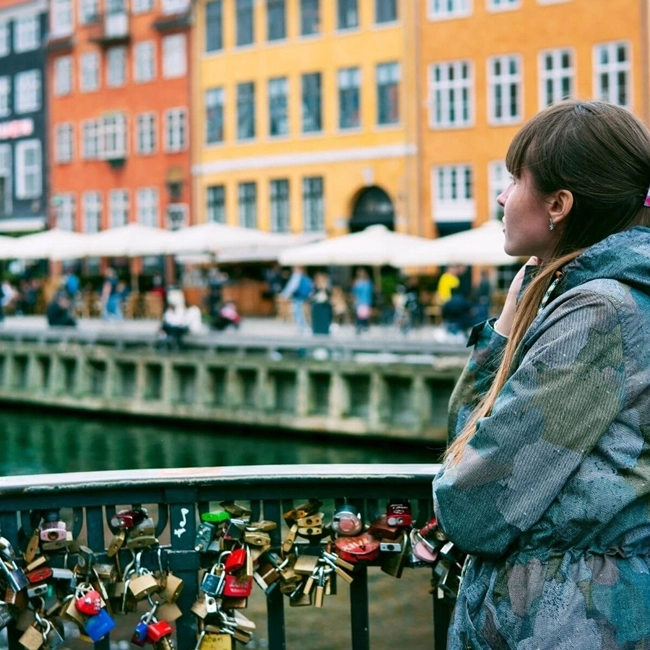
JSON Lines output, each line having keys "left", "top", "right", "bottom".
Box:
{"left": 303, "top": 176, "right": 323, "bottom": 232}
{"left": 14, "top": 15, "right": 40, "bottom": 53}
{"left": 270, "top": 179, "right": 290, "bottom": 232}
{"left": 236, "top": 0, "right": 254, "bottom": 47}
{"left": 80, "top": 52, "right": 100, "bottom": 92}
{"left": 594, "top": 42, "right": 630, "bottom": 108}
{"left": 269, "top": 77, "right": 288, "bottom": 137}
{"left": 377, "top": 62, "right": 400, "bottom": 125}
{"left": 238, "top": 182, "right": 257, "bottom": 228}
{"left": 429, "top": 0, "right": 471, "bottom": 20}
{"left": 301, "top": 0, "right": 320, "bottom": 35}
{"left": 83, "top": 192, "right": 101, "bottom": 232}
{"left": 134, "top": 41, "right": 156, "bottom": 83}
{"left": 376, "top": 0, "right": 397, "bottom": 23}
{"left": 103, "top": 113, "right": 127, "bottom": 159}
{"left": 206, "top": 88, "right": 225, "bottom": 144}
{"left": 54, "top": 56, "right": 73, "bottom": 96}
{"left": 207, "top": 185, "right": 225, "bottom": 223}
{"left": 0, "top": 22, "right": 9, "bottom": 57}
{"left": 237, "top": 82, "right": 255, "bottom": 140}
{"left": 162, "top": 0, "right": 189, "bottom": 14}
{"left": 267, "top": 0, "right": 286, "bottom": 41}
{"left": 14, "top": 70, "right": 41, "bottom": 114}
{"left": 0, "top": 77, "right": 9, "bottom": 117}
{"left": 338, "top": 67, "right": 360, "bottom": 130}
{"left": 338, "top": 0, "right": 358, "bottom": 29}
{"left": 80, "top": 0, "right": 100, "bottom": 23}
{"left": 162, "top": 34, "right": 186, "bottom": 78}
{"left": 82, "top": 120, "right": 100, "bottom": 159}
{"left": 15, "top": 139, "right": 41, "bottom": 199}
{"left": 488, "top": 161, "right": 508, "bottom": 220}
{"left": 301, "top": 73, "right": 322, "bottom": 133}
{"left": 488, "top": 54, "right": 522, "bottom": 125}
{"left": 429, "top": 60, "right": 472, "bottom": 128}
{"left": 109, "top": 189, "right": 129, "bottom": 227}
{"left": 107, "top": 46, "right": 127, "bottom": 87}
{"left": 0, "top": 145, "right": 11, "bottom": 217}
{"left": 205, "top": 0, "right": 223, "bottom": 52}
{"left": 432, "top": 164, "right": 474, "bottom": 222}
{"left": 56, "top": 123, "right": 74, "bottom": 163}
{"left": 136, "top": 188, "right": 159, "bottom": 226}
{"left": 136, "top": 112, "right": 157, "bottom": 154}
{"left": 133, "top": 0, "right": 153, "bottom": 13}
{"left": 52, "top": 0, "right": 74, "bottom": 36}
{"left": 487, "top": 0, "right": 519, "bottom": 10}
{"left": 165, "top": 108, "right": 187, "bottom": 151}
{"left": 166, "top": 203, "right": 187, "bottom": 229}
{"left": 539, "top": 48, "right": 574, "bottom": 108}
{"left": 56, "top": 193, "right": 75, "bottom": 230}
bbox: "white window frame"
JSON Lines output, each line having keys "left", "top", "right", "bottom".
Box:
{"left": 82, "top": 191, "right": 102, "bottom": 232}
{"left": 79, "top": 0, "right": 100, "bottom": 24}
{"left": 102, "top": 113, "right": 127, "bottom": 159}
{"left": 0, "top": 76, "right": 10, "bottom": 117}
{"left": 55, "top": 193, "right": 75, "bottom": 230}
{"left": 107, "top": 46, "right": 127, "bottom": 87}
{"left": 428, "top": 60, "right": 473, "bottom": 129}
{"left": 166, "top": 203, "right": 188, "bottom": 230}
{"left": 0, "top": 22, "right": 9, "bottom": 57}
{"left": 15, "top": 139, "right": 42, "bottom": 200}
{"left": 54, "top": 56, "right": 73, "bottom": 96}
{"left": 14, "top": 15, "right": 40, "bottom": 53}
{"left": 109, "top": 189, "right": 129, "bottom": 227}
{"left": 134, "top": 41, "right": 156, "bottom": 83}
{"left": 14, "top": 70, "right": 41, "bottom": 114}
{"left": 80, "top": 52, "right": 100, "bottom": 92}
{"left": 136, "top": 112, "right": 157, "bottom": 154}
{"left": 593, "top": 41, "right": 631, "bottom": 108}
{"left": 133, "top": 0, "right": 154, "bottom": 13}
{"left": 488, "top": 160, "right": 508, "bottom": 220}
{"left": 162, "top": 34, "right": 186, "bottom": 78}
{"left": 55, "top": 123, "right": 74, "bottom": 163}
{"left": 82, "top": 119, "right": 101, "bottom": 160}
{"left": 538, "top": 48, "right": 574, "bottom": 109}
{"left": 486, "top": 0, "right": 520, "bottom": 10}
{"left": 487, "top": 54, "right": 522, "bottom": 125}
{"left": 136, "top": 187, "right": 159, "bottom": 226}
{"left": 164, "top": 108, "right": 187, "bottom": 152}
{"left": 432, "top": 164, "right": 475, "bottom": 223}
{"left": 162, "top": 0, "right": 189, "bottom": 13}
{"left": 52, "top": 0, "right": 74, "bottom": 36}
{"left": 428, "top": 0, "right": 471, "bottom": 20}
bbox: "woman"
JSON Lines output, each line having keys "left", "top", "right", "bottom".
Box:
{"left": 433, "top": 101, "right": 650, "bottom": 649}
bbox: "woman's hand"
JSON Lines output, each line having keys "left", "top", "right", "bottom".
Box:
{"left": 494, "top": 256, "right": 539, "bottom": 337}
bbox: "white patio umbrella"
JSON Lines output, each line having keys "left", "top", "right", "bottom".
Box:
{"left": 10, "top": 228, "right": 87, "bottom": 261}
{"left": 391, "top": 220, "right": 519, "bottom": 267}
{"left": 0, "top": 234, "right": 19, "bottom": 260}
{"left": 52, "top": 223, "right": 176, "bottom": 260}
{"left": 278, "top": 225, "right": 431, "bottom": 267}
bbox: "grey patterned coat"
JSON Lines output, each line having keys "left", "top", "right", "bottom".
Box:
{"left": 433, "top": 227, "right": 650, "bottom": 649}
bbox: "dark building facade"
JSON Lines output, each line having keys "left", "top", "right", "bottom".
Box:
{"left": 0, "top": 0, "right": 48, "bottom": 233}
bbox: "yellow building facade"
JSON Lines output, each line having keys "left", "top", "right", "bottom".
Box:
{"left": 421, "top": 0, "right": 649, "bottom": 238}
{"left": 191, "top": 0, "right": 421, "bottom": 237}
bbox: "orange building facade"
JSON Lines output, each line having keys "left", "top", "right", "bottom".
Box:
{"left": 46, "top": 0, "right": 192, "bottom": 237}
{"left": 420, "top": 0, "right": 649, "bottom": 239}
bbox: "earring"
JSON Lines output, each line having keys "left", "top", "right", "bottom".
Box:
{"left": 549, "top": 218, "right": 555, "bottom": 231}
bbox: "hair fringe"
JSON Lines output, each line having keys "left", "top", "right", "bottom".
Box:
{"left": 444, "top": 250, "right": 583, "bottom": 466}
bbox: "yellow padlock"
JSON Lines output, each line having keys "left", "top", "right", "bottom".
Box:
{"left": 196, "top": 631, "right": 233, "bottom": 650}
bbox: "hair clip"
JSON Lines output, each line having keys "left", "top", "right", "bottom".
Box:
{"left": 644, "top": 187, "right": 650, "bottom": 207}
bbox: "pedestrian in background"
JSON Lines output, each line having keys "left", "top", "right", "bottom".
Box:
{"left": 310, "top": 272, "right": 332, "bottom": 335}
{"left": 280, "top": 266, "right": 313, "bottom": 333}
{"left": 100, "top": 267, "right": 122, "bottom": 320}
{"left": 351, "top": 268, "right": 373, "bottom": 334}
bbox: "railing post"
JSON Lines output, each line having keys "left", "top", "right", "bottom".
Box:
{"left": 350, "top": 564, "right": 370, "bottom": 650}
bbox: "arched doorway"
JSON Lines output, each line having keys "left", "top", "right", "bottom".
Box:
{"left": 349, "top": 186, "right": 395, "bottom": 232}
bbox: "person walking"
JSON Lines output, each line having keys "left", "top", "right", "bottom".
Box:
{"left": 310, "top": 272, "right": 332, "bottom": 335}
{"left": 433, "top": 100, "right": 650, "bottom": 649}
{"left": 280, "top": 266, "right": 313, "bottom": 333}
{"left": 351, "top": 268, "right": 373, "bottom": 334}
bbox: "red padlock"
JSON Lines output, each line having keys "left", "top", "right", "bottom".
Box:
{"left": 223, "top": 574, "right": 253, "bottom": 597}
{"left": 26, "top": 566, "right": 53, "bottom": 584}
{"left": 146, "top": 619, "right": 173, "bottom": 643}
{"left": 75, "top": 589, "right": 104, "bottom": 615}
{"left": 386, "top": 499, "right": 412, "bottom": 527}
{"left": 224, "top": 547, "right": 247, "bottom": 573}
{"left": 334, "top": 533, "right": 381, "bottom": 563}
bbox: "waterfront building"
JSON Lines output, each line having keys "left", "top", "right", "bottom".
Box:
{"left": 0, "top": 0, "right": 48, "bottom": 234}
{"left": 192, "top": 0, "right": 421, "bottom": 237}
{"left": 421, "top": 0, "right": 648, "bottom": 238}
{"left": 46, "top": 0, "right": 192, "bottom": 236}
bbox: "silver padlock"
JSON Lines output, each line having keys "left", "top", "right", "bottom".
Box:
{"left": 0, "top": 557, "right": 29, "bottom": 592}
{"left": 0, "top": 602, "right": 14, "bottom": 630}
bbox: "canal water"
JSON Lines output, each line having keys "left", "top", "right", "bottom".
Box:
{"left": 0, "top": 406, "right": 443, "bottom": 476}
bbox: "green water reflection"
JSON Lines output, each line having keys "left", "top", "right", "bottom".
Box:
{"left": 0, "top": 407, "right": 442, "bottom": 476}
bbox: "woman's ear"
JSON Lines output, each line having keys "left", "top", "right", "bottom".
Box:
{"left": 548, "top": 189, "right": 573, "bottom": 226}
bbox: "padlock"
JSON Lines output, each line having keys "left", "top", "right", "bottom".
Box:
{"left": 195, "top": 630, "right": 233, "bottom": 650}
{"left": 190, "top": 597, "right": 209, "bottom": 619}
{"left": 293, "top": 554, "right": 320, "bottom": 575}
{"left": 380, "top": 531, "right": 410, "bottom": 578}
{"left": 224, "top": 547, "right": 246, "bottom": 574}
{"left": 332, "top": 505, "right": 363, "bottom": 536}
{"left": 75, "top": 588, "right": 104, "bottom": 615}
{"left": 83, "top": 607, "right": 116, "bottom": 642}
{"left": 39, "top": 510, "right": 67, "bottom": 543}
{"left": 386, "top": 499, "right": 412, "bottom": 527}
{"left": 126, "top": 532, "right": 159, "bottom": 549}
{"left": 0, "top": 601, "right": 14, "bottom": 630}
{"left": 246, "top": 520, "right": 276, "bottom": 532}
{"left": 194, "top": 522, "right": 216, "bottom": 552}
{"left": 128, "top": 569, "right": 160, "bottom": 600}
{"left": 147, "top": 618, "right": 173, "bottom": 643}
{"left": 41, "top": 616, "right": 64, "bottom": 649}
{"left": 24, "top": 530, "right": 41, "bottom": 564}
{"left": 220, "top": 501, "right": 252, "bottom": 518}
{"left": 26, "top": 567, "right": 53, "bottom": 584}
{"left": 242, "top": 531, "right": 270, "bottom": 547}
{"left": 132, "top": 619, "right": 150, "bottom": 647}
{"left": 110, "top": 508, "right": 147, "bottom": 529}
{"left": 26, "top": 583, "right": 48, "bottom": 599}
{"left": 63, "top": 594, "right": 87, "bottom": 629}
{"left": 1, "top": 556, "right": 29, "bottom": 592}
{"left": 41, "top": 530, "right": 73, "bottom": 551}
{"left": 284, "top": 500, "right": 323, "bottom": 521}
{"left": 157, "top": 601, "right": 183, "bottom": 622}
{"left": 201, "top": 511, "right": 231, "bottom": 524}
{"left": 107, "top": 530, "right": 126, "bottom": 557}
{"left": 159, "top": 573, "right": 184, "bottom": 603}
{"left": 296, "top": 526, "right": 323, "bottom": 537}
{"left": 201, "top": 564, "right": 225, "bottom": 596}
{"left": 296, "top": 513, "right": 323, "bottom": 527}
{"left": 18, "top": 623, "right": 45, "bottom": 650}
{"left": 223, "top": 575, "right": 253, "bottom": 598}
{"left": 367, "top": 514, "right": 402, "bottom": 540}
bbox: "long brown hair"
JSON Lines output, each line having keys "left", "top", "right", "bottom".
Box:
{"left": 445, "top": 101, "right": 650, "bottom": 465}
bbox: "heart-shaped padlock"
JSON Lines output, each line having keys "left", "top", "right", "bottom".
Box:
{"left": 75, "top": 589, "right": 104, "bottom": 615}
